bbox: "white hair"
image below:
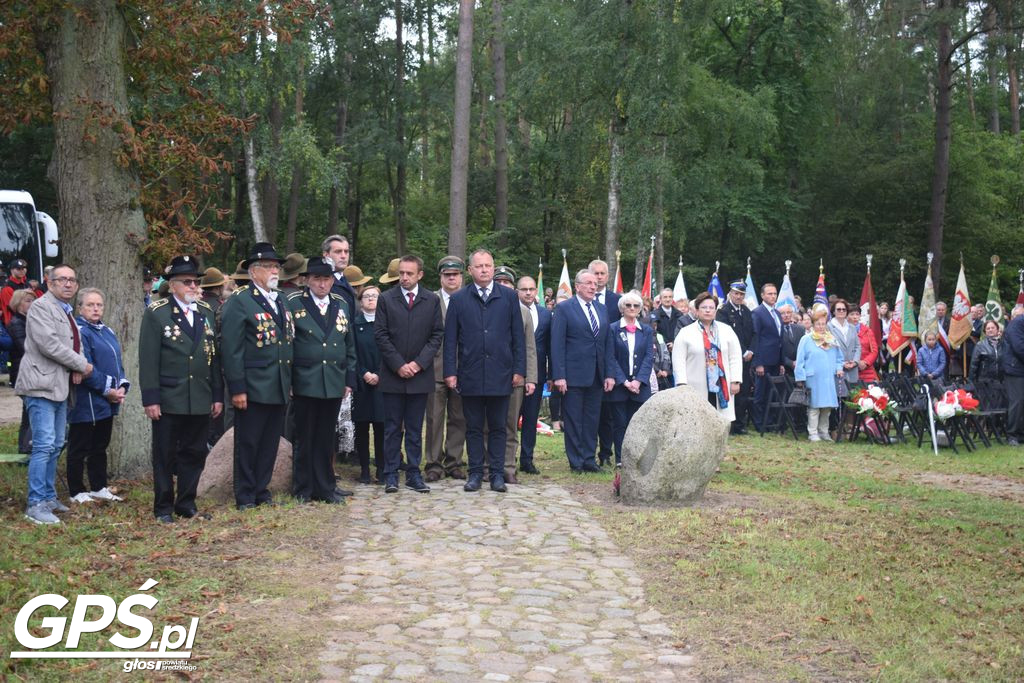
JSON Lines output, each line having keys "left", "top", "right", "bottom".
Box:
{"left": 618, "top": 291, "right": 643, "bottom": 312}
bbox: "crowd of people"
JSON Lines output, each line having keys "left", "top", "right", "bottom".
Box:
{"left": 13, "top": 241, "right": 1024, "bottom": 525}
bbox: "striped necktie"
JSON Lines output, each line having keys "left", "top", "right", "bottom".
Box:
{"left": 586, "top": 302, "right": 599, "bottom": 337}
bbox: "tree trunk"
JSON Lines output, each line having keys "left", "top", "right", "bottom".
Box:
{"left": 393, "top": 0, "right": 408, "bottom": 255}
{"left": 284, "top": 56, "right": 306, "bottom": 254}
{"left": 40, "top": 0, "right": 149, "bottom": 476}
{"left": 327, "top": 48, "right": 353, "bottom": 237}
{"left": 1008, "top": 42, "right": 1021, "bottom": 136}
{"left": 448, "top": 0, "right": 475, "bottom": 259}
{"left": 243, "top": 135, "right": 267, "bottom": 242}
{"left": 605, "top": 118, "right": 624, "bottom": 281}
{"left": 962, "top": 11, "right": 976, "bottom": 122}
{"left": 927, "top": 2, "right": 953, "bottom": 287}
{"left": 985, "top": 2, "right": 1001, "bottom": 133}
{"left": 654, "top": 137, "right": 667, "bottom": 294}
{"left": 491, "top": 0, "right": 510, "bottom": 245}
{"left": 261, "top": 95, "right": 283, "bottom": 244}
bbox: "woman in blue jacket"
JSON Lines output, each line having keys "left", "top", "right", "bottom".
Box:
{"left": 605, "top": 291, "right": 655, "bottom": 466}
{"left": 67, "top": 288, "right": 129, "bottom": 503}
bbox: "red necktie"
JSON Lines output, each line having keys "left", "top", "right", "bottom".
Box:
{"left": 407, "top": 292, "right": 415, "bottom": 309}
{"left": 66, "top": 312, "right": 81, "bottom": 353}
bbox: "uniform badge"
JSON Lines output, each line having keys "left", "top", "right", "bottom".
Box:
{"left": 163, "top": 324, "right": 183, "bottom": 341}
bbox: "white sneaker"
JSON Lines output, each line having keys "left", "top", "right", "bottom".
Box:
{"left": 808, "top": 434, "right": 821, "bottom": 442}
{"left": 820, "top": 433, "right": 834, "bottom": 443}
{"left": 25, "top": 503, "right": 61, "bottom": 525}
{"left": 71, "top": 492, "right": 97, "bottom": 504}
{"left": 89, "top": 487, "right": 123, "bottom": 502}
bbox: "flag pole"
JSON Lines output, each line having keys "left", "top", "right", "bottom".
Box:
{"left": 897, "top": 258, "right": 905, "bottom": 374}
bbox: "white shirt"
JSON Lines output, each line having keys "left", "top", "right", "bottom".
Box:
{"left": 625, "top": 327, "right": 636, "bottom": 376}
{"left": 596, "top": 289, "right": 606, "bottom": 306}
{"left": 476, "top": 283, "right": 491, "bottom": 300}
{"left": 401, "top": 285, "right": 419, "bottom": 304}
{"left": 173, "top": 296, "right": 195, "bottom": 326}
{"left": 312, "top": 294, "right": 330, "bottom": 314}
{"left": 254, "top": 282, "right": 278, "bottom": 304}
{"left": 661, "top": 306, "right": 673, "bottom": 317}
{"left": 363, "top": 311, "right": 376, "bottom": 323}
{"left": 441, "top": 290, "right": 453, "bottom": 307}
{"left": 577, "top": 296, "right": 599, "bottom": 331}
{"left": 762, "top": 302, "right": 781, "bottom": 333}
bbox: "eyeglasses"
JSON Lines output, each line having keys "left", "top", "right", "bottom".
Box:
{"left": 173, "top": 278, "right": 201, "bottom": 287}
{"left": 51, "top": 277, "right": 78, "bottom": 285}
{"left": 518, "top": 287, "right": 537, "bottom": 292}
{"left": 834, "top": 307, "right": 847, "bottom": 312}
{"left": 361, "top": 293, "right": 379, "bottom": 300}
{"left": 623, "top": 303, "right": 641, "bottom": 308}
{"left": 252, "top": 262, "right": 280, "bottom": 271}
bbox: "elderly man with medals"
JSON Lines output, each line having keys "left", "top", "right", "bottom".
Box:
{"left": 286, "top": 257, "right": 357, "bottom": 503}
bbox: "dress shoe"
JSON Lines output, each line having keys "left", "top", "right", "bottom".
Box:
{"left": 178, "top": 510, "right": 212, "bottom": 520}
{"left": 1008, "top": 438, "right": 1021, "bottom": 446}
{"left": 504, "top": 470, "right": 519, "bottom": 485}
{"left": 357, "top": 473, "right": 373, "bottom": 485}
{"left": 521, "top": 463, "right": 540, "bottom": 475}
{"left": 335, "top": 487, "right": 355, "bottom": 497}
{"left": 318, "top": 494, "right": 346, "bottom": 504}
{"left": 425, "top": 469, "right": 442, "bottom": 482}
{"left": 448, "top": 467, "right": 467, "bottom": 480}
{"left": 490, "top": 475, "right": 508, "bottom": 493}
{"left": 384, "top": 477, "right": 399, "bottom": 493}
{"left": 570, "top": 467, "right": 583, "bottom": 474}
{"left": 464, "top": 474, "right": 483, "bottom": 492}
{"left": 406, "top": 474, "right": 431, "bottom": 493}
{"left": 582, "top": 463, "right": 601, "bottom": 473}
{"left": 237, "top": 503, "right": 257, "bottom": 511}
{"left": 156, "top": 514, "right": 174, "bottom": 523}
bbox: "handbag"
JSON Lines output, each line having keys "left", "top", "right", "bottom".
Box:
{"left": 789, "top": 385, "right": 809, "bottom": 406}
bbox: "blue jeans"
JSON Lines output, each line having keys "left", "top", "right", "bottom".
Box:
{"left": 24, "top": 396, "right": 68, "bottom": 505}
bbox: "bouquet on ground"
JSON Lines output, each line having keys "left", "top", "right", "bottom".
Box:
{"left": 932, "top": 388, "right": 979, "bottom": 421}
{"left": 845, "top": 385, "right": 897, "bottom": 418}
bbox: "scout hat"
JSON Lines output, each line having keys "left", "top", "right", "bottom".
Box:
{"left": 164, "top": 255, "right": 201, "bottom": 278}
{"left": 230, "top": 260, "right": 250, "bottom": 282}
{"left": 379, "top": 258, "right": 400, "bottom": 285}
{"left": 280, "top": 252, "right": 306, "bottom": 282}
{"left": 344, "top": 265, "right": 372, "bottom": 287}
{"left": 200, "top": 267, "right": 228, "bottom": 289}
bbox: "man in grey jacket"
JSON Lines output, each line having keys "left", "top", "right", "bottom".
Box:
{"left": 16, "top": 264, "right": 93, "bottom": 524}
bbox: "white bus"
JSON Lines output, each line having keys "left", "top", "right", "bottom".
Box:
{"left": 0, "top": 189, "right": 60, "bottom": 281}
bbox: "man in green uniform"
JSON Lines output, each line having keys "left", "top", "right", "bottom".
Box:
{"left": 286, "top": 256, "right": 357, "bottom": 503}
{"left": 140, "top": 255, "right": 223, "bottom": 523}
{"left": 220, "top": 242, "right": 294, "bottom": 510}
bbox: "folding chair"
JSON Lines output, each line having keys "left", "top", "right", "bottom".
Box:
{"left": 759, "top": 374, "right": 802, "bottom": 440}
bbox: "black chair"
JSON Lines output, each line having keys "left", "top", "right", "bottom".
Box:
{"left": 759, "top": 374, "right": 803, "bottom": 440}
{"left": 973, "top": 378, "right": 1009, "bottom": 445}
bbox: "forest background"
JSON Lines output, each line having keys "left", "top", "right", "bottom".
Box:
{"left": 0, "top": 0, "right": 1021, "bottom": 472}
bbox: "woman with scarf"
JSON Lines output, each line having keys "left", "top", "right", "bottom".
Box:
{"left": 970, "top": 320, "right": 1002, "bottom": 382}
{"left": 671, "top": 292, "right": 743, "bottom": 423}
{"left": 352, "top": 285, "right": 385, "bottom": 484}
{"left": 67, "top": 288, "right": 129, "bottom": 503}
{"left": 795, "top": 305, "right": 845, "bottom": 441}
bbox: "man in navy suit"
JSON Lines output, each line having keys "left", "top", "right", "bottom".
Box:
{"left": 550, "top": 270, "right": 615, "bottom": 473}
{"left": 589, "top": 259, "right": 620, "bottom": 465}
{"left": 750, "top": 282, "right": 783, "bottom": 431}
{"left": 322, "top": 234, "right": 356, "bottom": 321}
{"left": 444, "top": 249, "right": 527, "bottom": 493}
{"left": 517, "top": 274, "right": 550, "bottom": 475}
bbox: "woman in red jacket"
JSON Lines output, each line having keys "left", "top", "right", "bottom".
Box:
{"left": 849, "top": 308, "right": 879, "bottom": 383}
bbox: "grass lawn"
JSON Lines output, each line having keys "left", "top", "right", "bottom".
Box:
{"left": 1, "top": 418, "right": 1022, "bottom": 681}
{"left": 527, "top": 430, "right": 1024, "bottom": 681}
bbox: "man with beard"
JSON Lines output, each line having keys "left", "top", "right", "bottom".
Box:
{"left": 220, "top": 243, "right": 294, "bottom": 510}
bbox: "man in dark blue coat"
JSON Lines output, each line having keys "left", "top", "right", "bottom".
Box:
{"left": 517, "top": 274, "right": 550, "bottom": 475}
{"left": 717, "top": 280, "right": 755, "bottom": 434}
{"left": 550, "top": 269, "right": 616, "bottom": 473}
{"left": 750, "top": 282, "right": 783, "bottom": 431}
{"left": 1000, "top": 306, "right": 1024, "bottom": 445}
{"left": 444, "top": 249, "right": 527, "bottom": 493}
{"left": 589, "top": 259, "right": 620, "bottom": 465}
{"left": 374, "top": 255, "right": 444, "bottom": 493}
{"left": 322, "top": 234, "right": 357, "bottom": 322}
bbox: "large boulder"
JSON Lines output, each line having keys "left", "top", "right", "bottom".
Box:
{"left": 196, "top": 428, "right": 294, "bottom": 502}
{"left": 620, "top": 385, "right": 730, "bottom": 506}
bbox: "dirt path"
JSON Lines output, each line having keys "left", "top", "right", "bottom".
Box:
{"left": 912, "top": 471, "right": 1024, "bottom": 504}
{"left": 317, "top": 479, "right": 696, "bottom": 682}
{"left": 0, "top": 383, "right": 22, "bottom": 427}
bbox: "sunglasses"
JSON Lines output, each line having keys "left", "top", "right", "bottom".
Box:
{"left": 623, "top": 303, "right": 641, "bottom": 308}
{"left": 173, "top": 278, "right": 201, "bottom": 287}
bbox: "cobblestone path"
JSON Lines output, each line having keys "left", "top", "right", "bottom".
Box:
{"left": 318, "top": 480, "right": 696, "bottom": 682}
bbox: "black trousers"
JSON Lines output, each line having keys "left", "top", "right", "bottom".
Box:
{"left": 598, "top": 402, "right": 614, "bottom": 461}
{"left": 355, "top": 420, "right": 384, "bottom": 476}
{"left": 609, "top": 400, "right": 641, "bottom": 464}
{"left": 233, "top": 401, "right": 286, "bottom": 506}
{"left": 752, "top": 365, "right": 782, "bottom": 430}
{"left": 462, "top": 395, "right": 511, "bottom": 478}
{"left": 732, "top": 359, "right": 752, "bottom": 431}
{"left": 1005, "top": 375, "right": 1024, "bottom": 439}
{"left": 67, "top": 417, "right": 113, "bottom": 496}
{"left": 18, "top": 405, "right": 31, "bottom": 454}
{"left": 519, "top": 385, "right": 543, "bottom": 467}
{"left": 382, "top": 392, "right": 427, "bottom": 479}
{"left": 152, "top": 412, "right": 210, "bottom": 517}
{"left": 292, "top": 395, "right": 343, "bottom": 501}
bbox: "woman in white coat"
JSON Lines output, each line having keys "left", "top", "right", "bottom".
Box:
{"left": 672, "top": 291, "right": 743, "bottom": 422}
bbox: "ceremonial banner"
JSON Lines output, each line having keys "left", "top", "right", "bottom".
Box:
{"left": 640, "top": 249, "right": 653, "bottom": 300}
{"left": 812, "top": 260, "right": 829, "bottom": 311}
{"left": 672, "top": 256, "right": 687, "bottom": 301}
{"left": 948, "top": 262, "right": 972, "bottom": 350}
{"left": 612, "top": 250, "right": 623, "bottom": 294}
{"left": 985, "top": 256, "right": 1004, "bottom": 323}
{"left": 919, "top": 254, "right": 937, "bottom": 340}
{"left": 1017, "top": 268, "right": 1024, "bottom": 306}
{"left": 557, "top": 250, "right": 573, "bottom": 299}
{"left": 536, "top": 261, "right": 545, "bottom": 301}
{"left": 859, "top": 255, "right": 881, "bottom": 350}
{"left": 707, "top": 261, "right": 725, "bottom": 301}
{"left": 777, "top": 260, "right": 797, "bottom": 312}
{"left": 887, "top": 259, "right": 917, "bottom": 355}
{"left": 743, "top": 258, "right": 758, "bottom": 311}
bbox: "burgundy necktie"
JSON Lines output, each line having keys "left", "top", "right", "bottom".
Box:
{"left": 66, "top": 312, "right": 81, "bottom": 353}
{"left": 407, "top": 292, "right": 415, "bottom": 310}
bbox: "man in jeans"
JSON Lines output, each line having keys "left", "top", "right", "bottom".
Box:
{"left": 15, "top": 264, "right": 93, "bottom": 524}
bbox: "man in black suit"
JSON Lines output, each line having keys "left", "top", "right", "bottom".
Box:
{"left": 717, "top": 280, "right": 754, "bottom": 435}
{"left": 589, "top": 259, "right": 620, "bottom": 466}
{"left": 444, "top": 250, "right": 526, "bottom": 493}
{"left": 374, "top": 255, "right": 444, "bottom": 493}
{"left": 650, "top": 288, "right": 681, "bottom": 340}
{"left": 322, "top": 234, "right": 356, "bottom": 322}
{"left": 517, "top": 274, "right": 550, "bottom": 475}
{"left": 779, "top": 304, "right": 805, "bottom": 376}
